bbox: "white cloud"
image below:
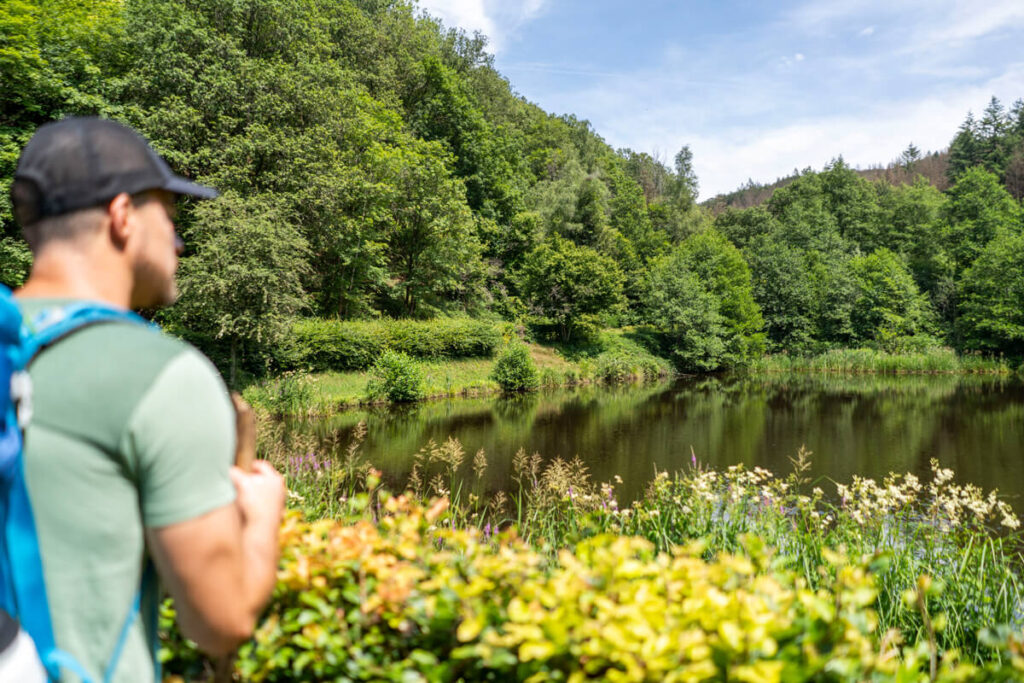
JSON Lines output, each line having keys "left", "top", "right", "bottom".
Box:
{"left": 692, "top": 66, "right": 1024, "bottom": 197}
{"left": 794, "top": 53, "right": 805, "bottom": 61}
{"left": 906, "top": 0, "right": 1024, "bottom": 51}
{"left": 560, "top": 62, "right": 1024, "bottom": 199}
{"left": 416, "top": 0, "right": 547, "bottom": 53}
{"left": 785, "top": 0, "right": 1024, "bottom": 53}
{"left": 785, "top": 0, "right": 898, "bottom": 33}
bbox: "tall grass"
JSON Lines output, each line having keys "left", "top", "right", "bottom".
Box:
{"left": 752, "top": 347, "right": 1011, "bottom": 374}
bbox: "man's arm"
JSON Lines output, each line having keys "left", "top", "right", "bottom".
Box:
{"left": 146, "top": 461, "right": 285, "bottom": 655}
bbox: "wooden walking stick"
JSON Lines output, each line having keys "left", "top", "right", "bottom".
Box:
{"left": 231, "top": 392, "right": 256, "bottom": 473}
{"left": 213, "top": 393, "right": 258, "bottom": 683}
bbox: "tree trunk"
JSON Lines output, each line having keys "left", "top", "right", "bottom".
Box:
{"left": 230, "top": 337, "right": 238, "bottom": 389}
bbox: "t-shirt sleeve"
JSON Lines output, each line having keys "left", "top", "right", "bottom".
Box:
{"left": 122, "top": 348, "right": 237, "bottom": 528}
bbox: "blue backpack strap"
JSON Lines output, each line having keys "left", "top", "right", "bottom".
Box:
{"left": 17, "top": 302, "right": 154, "bottom": 369}
{"left": 103, "top": 560, "right": 158, "bottom": 683}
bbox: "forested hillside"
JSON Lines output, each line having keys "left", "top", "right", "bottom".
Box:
{"left": 2, "top": 0, "right": 1024, "bottom": 376}
{"left": 705, "top": 147, "right": 950, "bottom": 212}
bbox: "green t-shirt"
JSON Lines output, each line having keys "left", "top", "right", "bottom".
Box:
{"left": 18, "top": 299, "right": 237, "bottom": 683}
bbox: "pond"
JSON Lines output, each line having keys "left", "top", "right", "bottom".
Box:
{"left": 289, "top": 373, "right": 1024, "bottom": 504}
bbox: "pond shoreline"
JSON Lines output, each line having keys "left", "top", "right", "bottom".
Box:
{"left": 247, "top": 346, "right": 1014, "bottom": 418}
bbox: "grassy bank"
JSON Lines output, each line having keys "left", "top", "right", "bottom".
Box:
{"left": 161, "top": 428, "right": 1024, "bottom": 680}
{"left": 244, "top": 329, "right": 674, "bottom": 416}
{"left": 750, "top": 347, "right": 1012, "bottom": 374}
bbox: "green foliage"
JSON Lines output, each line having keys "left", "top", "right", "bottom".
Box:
{"left": 288, "top": 319, "right": 387, "bottom": 372}
{"left": 715, "top": 206, "right": 778, "bottom": 250}
{"left": 958, "top": 231, "right": 1024, "bottom": 355}
{"left": 0, "top": 0, "right": 123, "bottom": 233}
{"left": 0, "top": 238, "right": 31, "bottom": 287}
{"left": 489, "top": 343, "right": 539, "bottom": 393}
{"left": 819, "top": 157, "right": 879, "bottom": 250}
{"left": 168, "top": 193, "right": 310, "bottom": 385}
{"left": 410, "top": 56, "right": 525, "bottom": 225}
{"left": 6, "top": 0, "right": 1024, "bottom": 372}
{"left": 289, "top": 318, "right": 503, "bottom": 372}
{"left": 849, "top": 248, "right": 937, "bottom": 346}
{"left": 646, "top": 231, "right": 765, "bottom": 371}
{"left": 943, "top": 167, "right": 1022, "bottom": 274}
{"left": 590, "top": 351, "right": 669, "bottom": 383}
{"left": 365, "top": 350, "right": 427, "bottom": 403}
{"left": 248, "top": 371, "right": 316, "bottom": 417}
{"left": 384, "top": 317, "right": 501, "bottom": 360}
{"left": 517, "top": 235, "right": 625, "bottom": 342}
{"left": 872, "top": 179, "right": 953, "bottom": 319}
{"left": 745, "top": 235, "right": 817, "bottom": 352}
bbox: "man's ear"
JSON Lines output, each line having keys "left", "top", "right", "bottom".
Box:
{"left": 107, "top": 192, "right": 134, "bottom": 248}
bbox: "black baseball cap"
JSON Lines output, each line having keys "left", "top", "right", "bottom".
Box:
{"left": 11, "top": 116, "right": 218, "bottom": 226}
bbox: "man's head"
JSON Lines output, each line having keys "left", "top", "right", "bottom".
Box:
{"left": 10, "top": 117, "right": 217, "bottom": 308}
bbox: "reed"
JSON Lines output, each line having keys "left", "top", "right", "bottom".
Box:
{"left": 751, "top": 347, "right": 1011, "bottom": 374}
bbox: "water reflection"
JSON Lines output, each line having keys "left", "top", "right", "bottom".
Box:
{"left": 289, "top": 374, "right": 1024, "bottom": 504}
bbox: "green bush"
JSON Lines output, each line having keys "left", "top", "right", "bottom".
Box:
{"left": 290, "top": 318, "right": 387, "bottom": 371}
{"left": 386, "top": 318, "right": 503, "bottom": 359}
{"left": 289, "top": 318, "right": 503, "bottom": 371}
{"left": 490, "top": 344, "right": 540, "bottom": 392}
{"left": 365, "top": 350, "right": 427, "bottom": 402}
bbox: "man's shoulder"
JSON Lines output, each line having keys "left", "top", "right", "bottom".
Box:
{"left": 17, "top": 298, "right": 195, "bottom": 377}
{"left": 22, "top": 305, "right": 226, "bottom": 438}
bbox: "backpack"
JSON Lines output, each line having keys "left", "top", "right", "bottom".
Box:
{"left": 0, "top": 284, "right": 158, "bottom": 682}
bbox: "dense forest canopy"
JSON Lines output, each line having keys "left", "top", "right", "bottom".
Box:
{"left": 2, "top": 0, "right": 1024, "bottom": 373}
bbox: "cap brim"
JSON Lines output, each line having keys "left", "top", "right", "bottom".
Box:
{"left": 164, "top": 175, "right": 219, "bottom": 200}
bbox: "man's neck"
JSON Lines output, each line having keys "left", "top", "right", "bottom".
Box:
{"left": 16, "top": 245, "right": 132, "bottom": 309}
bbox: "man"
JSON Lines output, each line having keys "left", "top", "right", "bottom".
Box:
{"left": 7, "top": 117, "right": 285, "bottom": 681}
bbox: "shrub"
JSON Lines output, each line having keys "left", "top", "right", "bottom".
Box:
{"left": 289, "top": 318, "right": 503, "bottom": 371}
{"left": 365, "top": 350, "right": 426, "bottom": 402}
{"left": 490, "top": 344, "right": 540, "bottom": 392}
{"left": 290, "top": 318, "right": 386, "bottom": 371}
{"left": 385, "top": 318, "right": 503, "bottom": 359}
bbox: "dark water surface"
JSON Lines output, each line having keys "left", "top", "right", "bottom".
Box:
{"left": 292, "top": 374, "right": 1024, "bottom": 504}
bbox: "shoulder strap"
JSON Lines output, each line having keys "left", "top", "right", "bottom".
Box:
{"left": 103, "top": 560, "right": 158, "bottom": 683}
{"left": 18, "top": 302, "right": 154, "bottom": 370}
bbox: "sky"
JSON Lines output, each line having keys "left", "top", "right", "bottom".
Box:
{"left": 416, "top": 0, "right": 1024, "bottom": 199}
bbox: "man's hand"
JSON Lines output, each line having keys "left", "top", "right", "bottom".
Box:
{"left": 230, "top": 460, "right": 286, "bottom": 531}
{"left": 147, "top": 460, "right": 286, "bottom": 655}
